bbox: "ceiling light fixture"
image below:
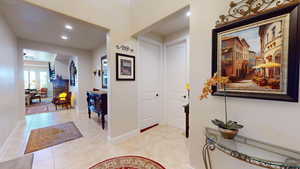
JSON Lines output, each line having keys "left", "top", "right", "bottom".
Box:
{"left": 61, "top": 35, "right": 68, "bottom": 40}
{"left": 186, "top": 11, "right": 191, "bottom": 17}
{"left": 65, "top": 24, "right": 73, "bottom": 30}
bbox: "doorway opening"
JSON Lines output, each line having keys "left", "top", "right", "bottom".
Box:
{"left": 23, "top": 49, "right": 58, "bottom": 115}
{"left": 0, "top": 0, "right": 110, "bottom": 134}
{"left": 137, "top": 6, "right": 190, "bottom": 136}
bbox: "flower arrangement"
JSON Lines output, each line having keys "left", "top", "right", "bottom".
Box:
{"left": 200, "top": 73, "right": 243, "bottom": 139}
{"left": 200, "top": 73, "right": 230, "bottom": 100}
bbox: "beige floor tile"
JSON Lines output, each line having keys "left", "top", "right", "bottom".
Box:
{"left": 0, "top": 109, "right": 190, "bottom": 169}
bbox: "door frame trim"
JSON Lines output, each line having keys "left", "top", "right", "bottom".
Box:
{"left": 163, "top": 35, "right": 190, "bottom": 128}
{"left": 137, "top": 36, "right": 164, "bottom": 131}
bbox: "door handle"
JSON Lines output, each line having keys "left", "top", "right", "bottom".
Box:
{"left": 183, "top": 95, "right": 187, "bottom": 99}
{"left": 156, "top": 93, "right": 159, "bottom": 97}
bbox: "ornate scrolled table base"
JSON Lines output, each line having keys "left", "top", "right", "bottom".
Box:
{"left": 204, "top": 128, "right": 300, "bottom": 169}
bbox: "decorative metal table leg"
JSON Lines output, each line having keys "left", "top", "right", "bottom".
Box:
{"left": 202, "top": 142, "right": 215, "bottom": 169}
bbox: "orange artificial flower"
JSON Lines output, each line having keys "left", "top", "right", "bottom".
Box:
{"left": 200, "top": 73, "right": 230, "bottom": 100}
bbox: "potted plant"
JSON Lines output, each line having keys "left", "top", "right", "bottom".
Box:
{"left": 200, "top": 73, "right": 243, "bottom": 139}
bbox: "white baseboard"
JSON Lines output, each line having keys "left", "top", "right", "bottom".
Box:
{"left": 108, "top": 129, "right": 139, "bottom": 144}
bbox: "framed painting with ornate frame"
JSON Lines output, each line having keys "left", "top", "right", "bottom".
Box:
{"left": 212, "top": 3, "right": 300, "bottom": 102}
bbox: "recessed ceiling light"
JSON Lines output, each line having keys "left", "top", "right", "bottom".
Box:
{"left": 65, "top": 24, "right": 73, "bottom": 30}
{"left": 186, "top": 11, "right": 191, "bottom": 17}
{"left": 61, "top": 35, "right": 68, "bottom": 40}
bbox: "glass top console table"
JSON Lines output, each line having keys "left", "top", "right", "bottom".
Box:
{"left": 203, "top": 128, "right": 300, "bottom": 169}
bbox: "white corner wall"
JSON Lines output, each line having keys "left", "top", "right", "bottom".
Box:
{"left": 76, "top": 54, "right": 93, "bottom": 112}
{"left": 109, "top": 38, "right": 139, "bottom": 138}
{"left": 0, "top": 13, "right": 21, "bottom": 147}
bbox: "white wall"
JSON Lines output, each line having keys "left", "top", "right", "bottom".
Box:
{"left": 142, "top": 32, "right": 164, "bottom": 43}
{"left": 109, "top": 38, "right": 139, "bottom": 138}
{"left": 130, "top": 0, "right": 190, "bottom": 35}
{"left": 92, "top": 43, "right": 107, "bottom": 90}
{"left": 55, "top": 57, "right": 69, "bottom": 79}
{"left": 0, "top": 13, "right": 20, "bottom": 147}
{"left": 76, "top": 54, "right": 93, "bottom": 112}
{"left": 164, "top": 29, "right": 189, "bottom": 43}
{"left": 189, "top": 1, "right": 228, "bottom": 168}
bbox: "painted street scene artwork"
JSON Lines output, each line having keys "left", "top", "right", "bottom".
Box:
{"left": 220, "top": 19, "right": 286, "bottom": 93}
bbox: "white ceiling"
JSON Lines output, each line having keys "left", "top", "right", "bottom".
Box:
{"left": 23, "top": 49, "right": 56, "bottom": 62}
{"left": 149, "top": 7, "right": 190, "bottom": 37}
{"left": 0, "top": 1, "right": 107, "bottom": 51}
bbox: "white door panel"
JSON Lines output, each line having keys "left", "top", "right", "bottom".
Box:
{"left": 165, "top": 40, "right": 188, "bottom": 130}
{"left": 139, "top": 38, "right": 162, "bottom": 130}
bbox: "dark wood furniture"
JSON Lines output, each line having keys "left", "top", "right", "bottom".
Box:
{"left": 87, "top": 91, "right": 107, "bottom": 129}
{"left": 184, "top": 104, "right": 190, "bottom": 138}
{"left": 52, "top": 92, "right": 72, "bottom": 110}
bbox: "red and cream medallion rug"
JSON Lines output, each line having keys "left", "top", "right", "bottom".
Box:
{"left": 89, "top": 156, "right": 166, "bottom": 169}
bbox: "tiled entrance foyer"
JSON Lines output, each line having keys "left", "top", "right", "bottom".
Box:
{"left": 0, "top": 110, "right": 190, "bottom": 169}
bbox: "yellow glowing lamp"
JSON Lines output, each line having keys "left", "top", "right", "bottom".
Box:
{"left": 59, "top": 92, "right": 67, "bottom": 101}
{"left": 185, "top": 83, "right": 191, "bottom": 90}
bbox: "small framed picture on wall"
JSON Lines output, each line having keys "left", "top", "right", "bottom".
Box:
{"left": 116, "top": 53, "right": 135, "bottom": 81}
{"left": 101, "top": 55, "right": 108, "bottom": 88}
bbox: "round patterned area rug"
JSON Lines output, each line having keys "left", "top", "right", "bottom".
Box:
{"left": 89, "top": 156, "right": 166, "bottom": 169}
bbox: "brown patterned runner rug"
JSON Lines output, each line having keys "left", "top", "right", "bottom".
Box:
{"left": 25, "top": 122, "right": 82, "bottom": 154}
{"left": 89, "top": 156, "right": 166, "bottom": 169}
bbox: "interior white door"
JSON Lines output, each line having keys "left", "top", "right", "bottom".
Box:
{"left": 139, "top": 38, "right": 162, "bottom": 130}
{"left": 165, "top": 40, "right": 188, "bottom": 130}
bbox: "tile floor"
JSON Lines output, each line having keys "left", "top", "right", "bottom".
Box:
{"left": 0, "top": 110, "right": 191, "bottom": 169}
